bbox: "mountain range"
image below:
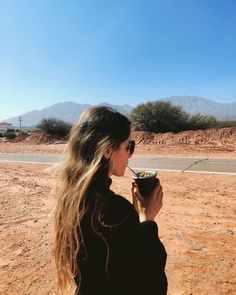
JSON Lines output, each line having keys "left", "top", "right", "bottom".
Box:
{"left": 160, "top": 96, "right": 236, "bottom": 121}
{"left": 2, "top": 96, "right": 236, "bottom": 128}
{"left": 2, "top": 102, "right": 133, "bottom": 128}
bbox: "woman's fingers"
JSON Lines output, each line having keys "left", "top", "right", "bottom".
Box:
{"left": 131, "top": 182, "right": 139, "bottom": 213}
{"left": 155, "top": 188, "right": 163, "bottom": 210}
{"left": 132, "top": 183, "right": 144, "bottom": 203}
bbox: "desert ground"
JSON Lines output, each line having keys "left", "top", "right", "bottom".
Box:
{"left": 0, "top": 128, "right": 236, "bottom": 295}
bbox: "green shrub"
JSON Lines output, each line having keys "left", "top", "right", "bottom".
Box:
{"left": 215, "top": 120, "right": 236, "bottom": 128}
{"left": 186, "top": 113, "right": 217, "bottom": 130}
{"left": 37, "top": 118, "right": 72, "bottom": 138}
{"left": 129, "top": 101, "right": 221, "bottom": 133}
{"left": 18, "top": 131, "right": 29, "bottom": 137}
{"left": 5, "top": 131, "right": 17, "bottom": 139}
{"left": 130, "top": 101, "right": 190, "bottom": 133}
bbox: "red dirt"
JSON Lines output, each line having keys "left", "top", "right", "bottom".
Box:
{"left": 0, "top": 164, "right": 235, "bottom": 295}
{"left": 131, "top": 127, "right": 236, "bottom": 150}
{"left": 1, "top": 128, "right": 235, "bottom": 158}
{"left": 0, "top": 127, "right": 236, "bottom": 294}
{"left": 9, "top": 131, "right": 60, "bottom": 144}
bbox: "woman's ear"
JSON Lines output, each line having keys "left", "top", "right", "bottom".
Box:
{"left": 103, "top": 148, "right": 113, "bottom": 160}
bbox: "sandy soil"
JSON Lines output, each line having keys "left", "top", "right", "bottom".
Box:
{"left": 0, "top": 160, "right": 235, "bottom": 294}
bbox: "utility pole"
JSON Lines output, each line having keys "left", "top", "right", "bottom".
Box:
{"left": 18, "top": 117, "right": 23, "bottom": 132}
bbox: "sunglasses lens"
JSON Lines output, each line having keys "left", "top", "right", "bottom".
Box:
{"left": 129, "top": 140, "right": 135, "bottom": 154}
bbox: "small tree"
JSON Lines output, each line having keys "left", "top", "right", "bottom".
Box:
{"left": 186, "top": 113, "right": 217, "bottom": 130}
{"left": 18, "top": 131, "right": 29, "bottom": 137}
{"left": 37, "top": 118, "right": 72, "bottom": 138}
{"left": 5, "top": 131, "right": 17, "bottom": 139}
{"left": 215, "top": 120, "right": 236, "bottom": 128}
{"left": 129, "top": 101, "right": 189, "bottom": 133}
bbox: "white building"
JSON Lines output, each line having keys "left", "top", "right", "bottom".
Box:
{"left": 0, "top": 122, "right": 15, "bottom": 133}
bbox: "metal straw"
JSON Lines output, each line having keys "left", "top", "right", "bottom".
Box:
{"left": 127, "top": 165, "right": 138, "bottom": 176}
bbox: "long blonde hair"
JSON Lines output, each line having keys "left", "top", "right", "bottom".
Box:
{"left": 53, "top": 106, "right": 131, "bottom": 294}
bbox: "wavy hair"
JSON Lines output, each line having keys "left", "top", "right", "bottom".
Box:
{"left": 53, "top": 106, "right": 131, "bottom": 294}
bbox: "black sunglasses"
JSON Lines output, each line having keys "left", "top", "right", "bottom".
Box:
{"left": 128, "top": 140, "right": 135, "bottom": 154}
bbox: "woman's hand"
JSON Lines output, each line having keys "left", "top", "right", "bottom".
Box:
{"left": 131, "top": 179, "right": 163, "bottom": 222}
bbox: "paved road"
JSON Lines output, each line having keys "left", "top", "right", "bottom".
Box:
{"left": 0, "top": 153, "right": 235, "bottom": 175}
{"left": 129, "top": 156, "right": 236, "bottom": 175}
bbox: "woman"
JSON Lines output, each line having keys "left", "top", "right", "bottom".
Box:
{"left": 54, "top": 106, "right": 167, "bottom": 295}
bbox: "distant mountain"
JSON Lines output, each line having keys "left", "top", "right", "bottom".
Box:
{"left": 2, "top": 96, "right": 235, "bottom": 128}
{"left": 158, "top": 96, "right": 236, "bottom": 120}
{"left": 2, "top": 102, "right": 134, "bottom": 127}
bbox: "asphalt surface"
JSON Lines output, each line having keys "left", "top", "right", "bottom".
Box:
{"left": 0, "top": 153, "right": 235, "bottom": 175}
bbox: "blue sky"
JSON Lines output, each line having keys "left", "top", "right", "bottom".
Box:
{"left": 0, "top": 0, "right": 236, "bottom": 120}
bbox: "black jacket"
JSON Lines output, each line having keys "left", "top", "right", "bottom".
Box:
{"left": 76, "top": 178, "right": 167, "bottom": 295}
